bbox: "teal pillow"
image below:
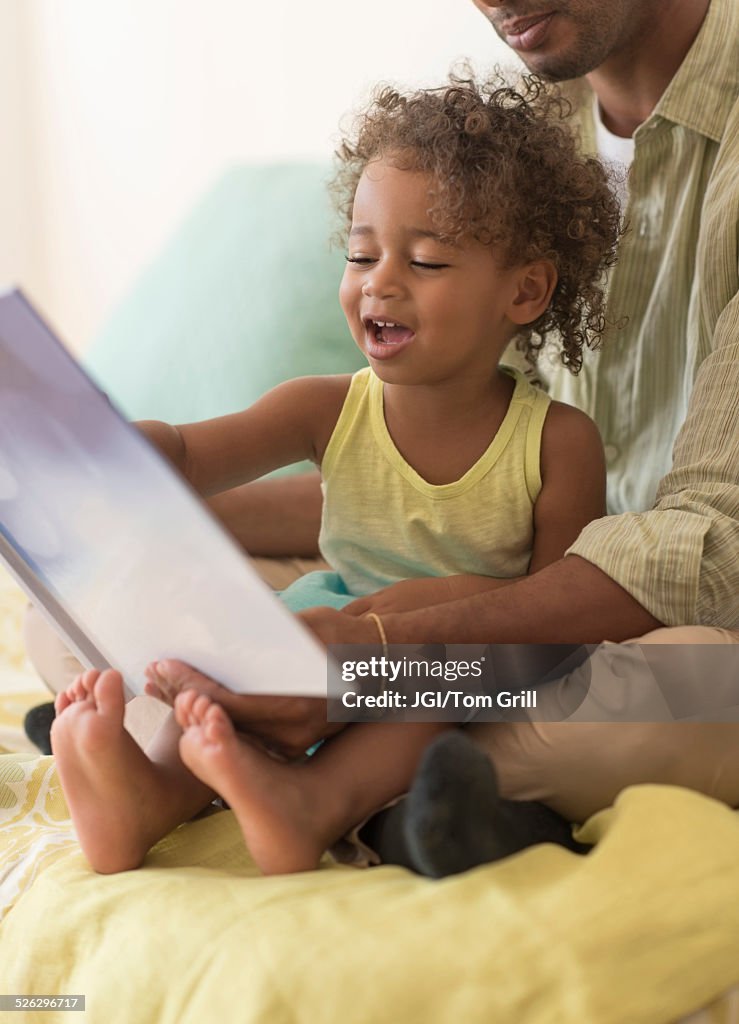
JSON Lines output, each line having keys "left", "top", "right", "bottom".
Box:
{"left": 85, "top": 163, "right": 365, "bottom": 471}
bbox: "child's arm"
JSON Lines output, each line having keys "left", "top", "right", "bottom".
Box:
{"left": 527, "top": 400, "right": 606, "bottom": 573}
{"left": 345, "top": 402, "right": 606, "bottom": 616}
{"left": 136, "top": 376, "right": 351, "bottom": 497}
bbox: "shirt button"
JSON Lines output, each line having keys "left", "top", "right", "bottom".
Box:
{"left": 604, "top": 444, "right": 619, "bottom": 462}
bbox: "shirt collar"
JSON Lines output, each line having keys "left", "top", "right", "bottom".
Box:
{"left": 654, "top": 0, "right": 739, "bottom": 143}
{"left": 562, "top": 0, "right": 738, "bottom": 148}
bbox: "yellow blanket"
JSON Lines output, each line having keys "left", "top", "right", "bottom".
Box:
{"left": 2, "top": 751, "right": 739, "bottom": 1024}
{"left": 0, "top": 568, "right": 50, "bottom": 754}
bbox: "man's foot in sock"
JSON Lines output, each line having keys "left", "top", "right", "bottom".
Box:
{"left": 24, "top": 701, "right": 56, "bottom": 754}
{"left": 176, "top": 690, "right": 333, "bottom": 875}
{"left": 403, "top": 731, "right": 588, "bottom": 878}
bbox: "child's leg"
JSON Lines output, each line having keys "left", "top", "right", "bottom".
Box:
{"left": 175, "top": 689, "right": 447, "bottom": 875}
{"left": 51, "top": 669, "right": 215, "bottom": 874}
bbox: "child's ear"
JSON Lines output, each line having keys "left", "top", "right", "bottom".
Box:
{"left": 507, "top": 261, "right": 557, "bottom": 326}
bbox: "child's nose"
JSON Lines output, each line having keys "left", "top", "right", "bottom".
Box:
{"left": 361, "top": 261, "right": 403, "bottom": 299}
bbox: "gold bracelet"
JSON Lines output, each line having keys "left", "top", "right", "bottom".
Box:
{"left": 366, "top": 612, "right": 389, "bottom": 658}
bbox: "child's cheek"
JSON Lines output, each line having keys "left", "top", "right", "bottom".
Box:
{"left": 338, "top": 274, "right": 360, "bottom": 330}
{"left": 338, "top": 270, "right": 351, "bottom": 305}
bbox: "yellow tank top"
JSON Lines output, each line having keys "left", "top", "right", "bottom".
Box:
{"left": 318, "top": 367, "right": 551, "bottom": 596}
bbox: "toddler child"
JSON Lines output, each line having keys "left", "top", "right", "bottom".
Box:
{"left": 51, "top": 73, "right": 620, "bottom": 875}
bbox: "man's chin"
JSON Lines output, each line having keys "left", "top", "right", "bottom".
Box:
{"left": 516, "top": 51, "right": 602, "bottom": 82}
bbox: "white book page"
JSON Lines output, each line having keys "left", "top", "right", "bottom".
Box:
{"left": 0, "top": 290, "right": 328, "bottom": 698}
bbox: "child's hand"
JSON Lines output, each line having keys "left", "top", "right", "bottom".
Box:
{"left": 144, "top": 659, "right": 343, "bottom": 760}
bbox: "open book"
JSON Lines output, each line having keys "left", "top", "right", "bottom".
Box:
{"left": 0, "top": 289, "right": 328, "bottom": 698}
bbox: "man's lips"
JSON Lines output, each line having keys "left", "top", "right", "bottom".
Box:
{"left": 500, "top": 11, "right": 555, "bottom": 51}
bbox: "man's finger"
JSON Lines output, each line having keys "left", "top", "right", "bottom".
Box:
{"left": 153, "top": 660, "right": 256, "bottom": 711}
{"left": 343, "top": 597, "right": 371, "bottom": 616}
{"left": 143, "top": 679, "right": 171, "bottom": 705}
{"left": 152, "top": 659, "right": 324, "bottom": 727}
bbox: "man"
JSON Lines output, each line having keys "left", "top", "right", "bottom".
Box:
{"left": 26, "top": 0, "right": 739, "bottom": 869}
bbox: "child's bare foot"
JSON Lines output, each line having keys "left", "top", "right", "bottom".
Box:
{"left": 51, "top": 669, "right": 212, "bottom": 874}
{"left": 176, "top": 691, "right": 331, "bottom": 874}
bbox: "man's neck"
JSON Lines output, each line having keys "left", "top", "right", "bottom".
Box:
{"left": 586, "top": 0, "right": 711, "bottom": 137}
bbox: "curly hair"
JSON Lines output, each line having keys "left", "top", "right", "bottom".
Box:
{"left": 331, "top": 71, "right": 622, "bottom": 373}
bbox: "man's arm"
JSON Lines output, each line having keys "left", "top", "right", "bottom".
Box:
{"left": 564, "top": 109, "right": 739, "bottom": 631}
{"left": 365, "top": 554, "right": 661, "bottom": 645}
{"left": 147, "top": 556, "right": 659, "bottom": 759}
{"left": 564, "top": 288, "right": 739, "bottom": 630}
{"left": 302, "top": 554, "right": 663, "bottom": 647}
{"left": 207, "top": 472, "right": 323, "bottom": 557}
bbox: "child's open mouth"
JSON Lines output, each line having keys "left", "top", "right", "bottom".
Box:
{"left": 363, "top": 317, "right": 415, "bottom": 360}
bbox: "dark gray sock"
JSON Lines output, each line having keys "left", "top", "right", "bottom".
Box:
{"left": 23, "top": 701, "right": 56, "bottom": 755}
{"left": 358, "top": 801, "right": 417, "bottom": 872}
{"left": 403, "top": 732, "right": 588, "bottom": 879}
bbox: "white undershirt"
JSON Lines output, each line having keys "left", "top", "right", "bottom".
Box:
{"left": 593, "top": 97, "right": 635, "bottom": 212}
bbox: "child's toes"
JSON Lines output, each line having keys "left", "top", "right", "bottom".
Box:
{"left": 68, "top": 678, "right": 85, "bottom": 702}
{"left": 203, "top": 702, "right": 235, "bottom": 744}
{"left": 79, "top": 669, "right": 101, "bottom": 696}
{"left": 91, "top": 670, "right": 125, "bottom": 721}
{"left": 174, "top": 689, "right": 199, "bottom": 728}
{"left": 55, "top": 690, "right": 72, "bottom": 715}
{"left": 191, "top": 693, "right": 216, "bottom": 725}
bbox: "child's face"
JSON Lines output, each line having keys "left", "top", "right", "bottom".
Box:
{"left": 339, "top": 158, "right": 525, "bottom": 388}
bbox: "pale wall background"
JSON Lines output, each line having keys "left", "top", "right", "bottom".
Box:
{"left": 1, "top": 0, "right": 513, "bottom": 353}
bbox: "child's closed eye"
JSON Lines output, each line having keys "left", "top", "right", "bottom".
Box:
{"left": 411, "top": 260, "right": 449, "bottom": 270}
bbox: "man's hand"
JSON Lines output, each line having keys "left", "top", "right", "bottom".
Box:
{"left": 144, "top": 659, "right": 343, "bottom": 760}
{"left": 296, "top": 605, "right": 380, "bottom": 644}
{"left": 143, "top": 609, "right": 383, "bottom": 757}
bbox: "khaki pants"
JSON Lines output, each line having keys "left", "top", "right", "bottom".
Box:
{"left": 24, "top": 558, "right": 739, "bottom": 822}
{"left": 468, "top": 626, "right": 739, "bottom": 821}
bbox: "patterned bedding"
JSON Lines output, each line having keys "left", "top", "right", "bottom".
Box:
{"left": 2, "top": 568, "right": 739, "bottom": 1024}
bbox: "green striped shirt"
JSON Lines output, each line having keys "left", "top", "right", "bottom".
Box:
{"left": 539, "top": 0, "right": 738, "bottom": 628}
